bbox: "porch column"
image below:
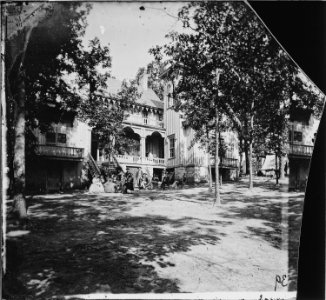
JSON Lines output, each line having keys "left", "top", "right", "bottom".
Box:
{"left": 141, "top": 137, "right": 146, "bottom": 158}
{"left": 96, "top": 148, "right": 100, "bottom": 162}
{"left": 101, "top": 149, "right": 105, "bottom": 162}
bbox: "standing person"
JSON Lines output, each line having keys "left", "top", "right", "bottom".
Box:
{"left": 284, "top": 162, "right": 288, "bottom": 176}
{"left": 116, "top": 168, "right": 124, "bottom": 193}
{"left": 148, "top": 152, "right": 153, "bottom": 160}
{"left": 143, "top": 173, "right": 151, "bottom": 189}
{"left": 181, "top": 173, "right": 187, "bottom": 188}
{"left": 139, "top": 175, "right": 145, "bottom": 190}
{"left": 161, "top": 171, "right": 168, "bottom": 190}
{"left": 183, "top": 173, "right": 187, "bottom": 184}
{"left": 123, "top": 168, "right": 134, "bottom": 193}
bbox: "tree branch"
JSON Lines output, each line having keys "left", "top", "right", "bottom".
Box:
{"left": 222, "top": 101, "right": 242, "bottom": 131}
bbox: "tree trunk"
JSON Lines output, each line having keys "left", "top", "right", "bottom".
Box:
{"left": 208, "top": 163, "right": 212, "bottom": 192}
{"left": 205, "top": 137, "right": 212, "bottom": 192}
{"left": 7, "top": 26, "right": 34, "bottom": 224}
{"left": 12, "top": 74, "right": 27, "bottom": 222}
{"left": 279, "top": 154, "right": 285, "bottom": 180}
{"left": 214, "top": 108, "right": 220, "bottom": 205}
{"left": 275, "top": 153, "right": 279, "bottom": 185}
{"left": 248, "top": 114, "right": 254, "bottom": 189}
{"left": 248, "top": 141, "right": 253, "bottom": 189}
{"left": 239, "top": 151, "right": 243, "bottom": 176}
{"left": 245, "top": 145, "right": 250, "bottom": 175}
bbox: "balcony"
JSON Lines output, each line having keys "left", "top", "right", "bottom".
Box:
{"left": 35, "top": 145, "right": 84, "bottom": 160}
{"left": 220, "top": 157, "right": 239, "bottom": 168}
{"left": 124, "top": 115, "right": 164, "bottom": 129}
{"left": 210, "top": 156, "right": 239, "bottom": 168}
{"left": 288, "top": 144, "right": 314, "bottom": 157}
{"left": 101, "top": 154, "right": 165, "bottom": 166}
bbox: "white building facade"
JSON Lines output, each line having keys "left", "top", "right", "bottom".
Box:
{"left": 95, "top": 76, "right": 240, "bottom": 184}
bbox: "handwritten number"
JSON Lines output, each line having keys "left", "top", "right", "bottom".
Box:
{"left": 275, "top": 274, "right": 288, "bottom": 290}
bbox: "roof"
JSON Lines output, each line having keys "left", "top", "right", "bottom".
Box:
{"left": 137, "top": 87, "right": 164, "bottom": 109}
{"left": 102, "top": 77, "right": 164, "bottom": 110}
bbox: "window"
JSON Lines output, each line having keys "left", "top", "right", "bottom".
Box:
{"left": 169, "top": 135, "right": 175, "bottom": 158}
{"left": 293, "top": 131, "right": 303, "bottom": 142}
{"left": 143, "top": 111, "right": 148, "bottom": 124}
{"left": 46, "top": 132, "right": 67, "bottom": 144}
{"left": 57, "top": 133, "right": 67, "bottom": 144}
{"left": 289, "top": 131, "right": 303, "bottom": 143}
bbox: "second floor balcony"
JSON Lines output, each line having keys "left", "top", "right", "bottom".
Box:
{"left": 210, "top": 156, "right": 239, "bottom": 168}
{"left": 288, "top": 143, "right": 314, "bottom": 157}
{"left": 35, "top": 145, "right": 84, "bottom": 160}
{"left": 99, "top": 154, "right": 165, "bottom": 167}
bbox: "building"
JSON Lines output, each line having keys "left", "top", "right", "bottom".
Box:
{"left": 94, "top": 74, "right": 240, "bottom": 184}
{"left": 93, "top": 76, "right": 166, "bottom": 181}
{"left": 288, "top": 109, "right": 319, "bottom": 190}
{"left": 25, "top": 70, "right": 320, "bottom": 193}
{"left": 163, "top": 81, "right": 240, "bottom": 183}
{"left": 26, "top": 73, "right": 241, "bottom": 193}
{"left": 26, "top": 110, "right": 92, "bottom": 193}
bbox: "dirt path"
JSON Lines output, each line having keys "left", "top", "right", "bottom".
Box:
{"left": 4, "top": 178, "right": 303, "bottom": 298}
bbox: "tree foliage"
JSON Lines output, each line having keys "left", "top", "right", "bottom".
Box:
{"left": 151, "top": 1, "right": 324, "bottom": 189}
{"left": 6, "top": 2, "right": 91, "bottom": 198}
{"left": 135, "top": 60, "right": 166, "bottom": 100}
{"left": 6, "top": 2, "right": 141, "bottom": 201}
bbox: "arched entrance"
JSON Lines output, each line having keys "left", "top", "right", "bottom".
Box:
{"left": 145, "top": 131, "right": 164, "bottom": 159}
{"left": 121, "top": 127, "right": 140, "bottom": 156}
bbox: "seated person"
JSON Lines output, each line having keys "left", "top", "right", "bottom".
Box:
{"left": 123, "top": 169, "right": 134, "bottom": 193}
{"left": 161, "top": 172, "right": 169, "bottom": 190}
{"left": 143, "top": 173, "right": 151, "bottom": 189}
{"left": 152, "top": 175, "right": 159, "bottom": 182}
{"left": 139, "top": 176, "right": 145, "bottom": 189}
{"left": 104, "top": 178, "right": 116, "bottom": 193}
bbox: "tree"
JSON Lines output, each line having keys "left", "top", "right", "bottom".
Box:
{"left": 6, "top": 2, "right": 90, "bottom": 220}
{"left": 77, "top": 79, "right": 139, "bottom": 167}
{"left": 135, "top": 60, "right": 165, "bottom": 100}
{"left": 152, "top": 1, "right": 323, "bottom": 191}
{"left": 151, "top": 46, "right": 225, "bottom": 204}
{"left": 72, "top": 37, "right": 141, "bottom": 164}
{"left": 262, "top": 74, "right": 324, "bottom": 184}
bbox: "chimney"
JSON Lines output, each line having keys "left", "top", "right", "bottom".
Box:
{"left": 140, "top": 72, "right": 148, "bottom": 90}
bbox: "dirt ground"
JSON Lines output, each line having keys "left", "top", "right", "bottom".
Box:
{"left": 3, "top": 177, "right": 304, "bottom": 299}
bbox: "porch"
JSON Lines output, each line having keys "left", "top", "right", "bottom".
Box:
{"left": 288, "top": 144, "right": 314, "bottom": 157}
{"left": 35, "top": 145, "right": 84, "bottom": 161}
{"left": 210, "top": 156, "right": 239, "bottom": 169}
{"left": 98, "top": 154, "right": 165, "bottom": 167}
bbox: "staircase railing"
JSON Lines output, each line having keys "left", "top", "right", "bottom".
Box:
{"left": 87, "top": 153, "right": 102, "bottom": 180}
{"left": 112, "top": 155, "right": 125, "bottom": 174}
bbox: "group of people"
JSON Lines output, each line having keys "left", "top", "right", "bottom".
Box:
{"left": 160, "top": 171, "right": 187, "bottom": 190}
{"left": 91, "top": 167, "right": 188, "bottom": 194}
{"left": 112, "top": 168, "right": 134, "bottom": 194}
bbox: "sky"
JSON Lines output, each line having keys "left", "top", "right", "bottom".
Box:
{"left": 83, "top": 2, "right": 185, "bottom": 81}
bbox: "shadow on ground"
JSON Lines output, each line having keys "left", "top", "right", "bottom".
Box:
{"left": 3, "top": 180, "right": 304, "bottom": 297}
{"left": 4, "top": 193, "right": 226, "bottom": 298}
